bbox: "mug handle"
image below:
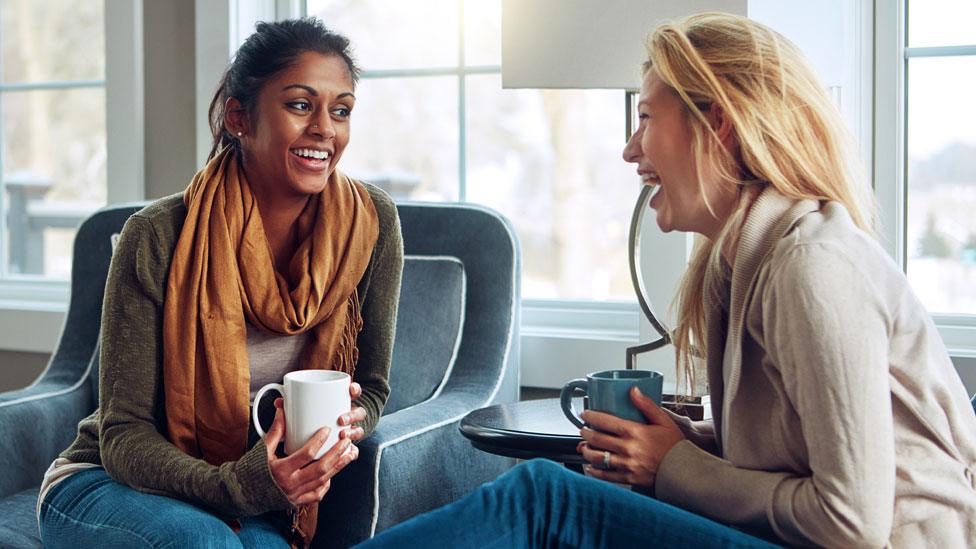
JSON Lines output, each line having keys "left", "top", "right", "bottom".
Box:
{"left": 559, "top": 378, "right": 588, "bottom": 428}
{"left": 252, "top": 383, "right": 284, "bottom": 439}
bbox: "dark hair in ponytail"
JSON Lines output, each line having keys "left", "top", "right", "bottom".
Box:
{"left": 207, "top": 18, "right": 359, "bottom": 160}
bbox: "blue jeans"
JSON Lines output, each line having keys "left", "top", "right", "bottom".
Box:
{"left": 358, "top": 459, "right": 781, "bottom": 548}
{"left": 39, "top": 468, "right": 290, "bottom": 548}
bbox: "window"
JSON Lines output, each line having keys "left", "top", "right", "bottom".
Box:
{"left": 0, "top": 0, "right": 106, "bottom": 280}
{"left": 296, "top": 1, "right": 975, "bottom": 383}
{"left": 873, "top": 0, "right": 976, "bottom": 354}
{"left": 904, "top": 0, "right": 976, "bottom": 315}
{"left": 307, "top": 0, "right": 635, "bottom": 302}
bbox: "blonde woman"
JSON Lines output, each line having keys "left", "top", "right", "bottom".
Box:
{"left": 358, "top": 12, "right": 976, "bottom": 548}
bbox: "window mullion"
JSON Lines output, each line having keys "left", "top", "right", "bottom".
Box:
{"left": 873, "top": 0, "right": 907, "bottom": 267}
{"left": 0, "top": 0, "right": 6, "bottom": 279}
{"left": 458, "top": 0, "right": 466, "bottom": 202}
{"left": 0, "top": 91, "right": 6, "bottom": 279}
{"left": 458, "top": 74, "right": 466, "bottom": 203}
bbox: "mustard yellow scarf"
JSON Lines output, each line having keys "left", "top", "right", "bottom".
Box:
{"left": 162, "top": 147, "right": 379, "bottom": 466}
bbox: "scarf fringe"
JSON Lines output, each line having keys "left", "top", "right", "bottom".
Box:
{"left": 330, "top": 293, "right": 363, "bottom": 377}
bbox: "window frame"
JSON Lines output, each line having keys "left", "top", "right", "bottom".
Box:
{"left": 3, "top": 0, "right": 973, "bottom": 364}
{"left": 875, "top": 0, "right": 976, "bottom": 357}
{"left": 0, "top": 0, "right": 143, "bottom": 353}
{"left": 304, "top": 0, "right": 643, "bottom": 345}
{"left": 0, "top": 39, "right": 106, "bottom": 283}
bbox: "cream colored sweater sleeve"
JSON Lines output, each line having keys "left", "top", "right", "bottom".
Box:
{"left": 664, "top": 411, "right": 719, "bottom": 456}
{"left": 656, "top": 242, "right": 896, "bottom": 548}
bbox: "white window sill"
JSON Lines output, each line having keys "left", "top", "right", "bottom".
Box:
{"left": 521, "top": 299, "right": 639, "bottom": 341}
{"left": 0, "top": 278, "right": 67, "bottom": 352}
{"left": 933, "top": 315, "right": 976, "bottom": 359}
{"left": 1, "top": 297, "right": 975, "bottom": 361}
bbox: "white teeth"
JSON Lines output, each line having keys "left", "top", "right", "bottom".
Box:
{"left": 641, "top": 172, "right": 660, "bottom": 186}
{"left": 292, "top": 148, "right": 330, "bottom": 160}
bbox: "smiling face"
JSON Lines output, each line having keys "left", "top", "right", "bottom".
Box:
{"left": 232, "top": 51, "right": 355, "bottom": 201}
{"left": 622, "top": 70, "right": 737, "bottom": 239}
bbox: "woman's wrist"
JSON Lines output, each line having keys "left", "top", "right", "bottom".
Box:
{"left": 237, "top": 439, "right": 292, "bottom": 513}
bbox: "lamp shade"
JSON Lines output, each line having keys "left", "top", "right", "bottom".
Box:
{"left": 502, "top": 0, "right": 747, "bottom": 90}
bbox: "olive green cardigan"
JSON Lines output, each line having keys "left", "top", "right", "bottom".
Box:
{"left": 58, "top": 183, "right": 403, "bottom": 518}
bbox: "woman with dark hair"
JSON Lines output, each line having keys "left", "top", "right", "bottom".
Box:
{"left": 37, "top": 18, "right": 403, "bottom": 548}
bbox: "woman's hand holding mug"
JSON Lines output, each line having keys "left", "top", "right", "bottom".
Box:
{"left": 338, "top": 381, "right": 368, "bottom": 442}
{"left": 253, "top": 370, "right": 364, "bottom": 505}
{"left": 577, "top": 386, "right": 685, "bottom": 490}
{"left": 562, "top": 369, "right": 683, "bottom": 488}
{"left": 264, "top": 397, "right": 359, "bottom": 505}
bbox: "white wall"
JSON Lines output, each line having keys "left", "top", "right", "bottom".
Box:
{"left": 144, "top": 0, "right": 200, "bottom": 199}
{"left": 0, "top": 351, "right": 49, "bottom": 392}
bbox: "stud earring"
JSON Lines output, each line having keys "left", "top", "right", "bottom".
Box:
{"left": 236, "top": 131, "right": 243, "bottom": 137}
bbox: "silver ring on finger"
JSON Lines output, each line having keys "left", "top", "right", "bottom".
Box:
{"left": 602, "top": 450, "right": 612, "bottom": 470}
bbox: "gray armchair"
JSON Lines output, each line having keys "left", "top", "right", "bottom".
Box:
{"left": 0, "top": 200, "right": 520, "bottom": 548}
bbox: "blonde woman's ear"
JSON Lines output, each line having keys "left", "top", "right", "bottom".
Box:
{"left": 706, "top": 103, "right": 735, "bottom": 147}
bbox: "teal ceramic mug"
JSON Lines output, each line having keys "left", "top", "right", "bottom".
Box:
{"left": 560, "top": 369, "right": 664, "bottom": 428}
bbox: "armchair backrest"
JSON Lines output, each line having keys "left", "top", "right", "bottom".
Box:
{"left": 45, "top": 204, "right": 144, "bottom": 409}
{"left": 0, "top": 204, "right": 140, "bottom": 501}
{"left": 393, "top": 202, "right": 521, "bottom": 409}
{"left": 46, "top": 200, "right": 519, "bottom": 416}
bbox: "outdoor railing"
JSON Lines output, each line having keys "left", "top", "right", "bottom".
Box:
{"left": 5, "top": 173, "right": 99, "bottom": 275}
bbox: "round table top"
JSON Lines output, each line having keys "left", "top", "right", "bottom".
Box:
{"left": 459, "top": 398, "right": 585, "bottom": 464}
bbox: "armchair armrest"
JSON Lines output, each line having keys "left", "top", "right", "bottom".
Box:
{"left": 0, "top": 379, "right": 93, "bottom": 497}
{"left": 314, "top": 388, "right": 514, "bottom": 548}
{"left": 309, "top": 202, "right": 521, "bottom": 548}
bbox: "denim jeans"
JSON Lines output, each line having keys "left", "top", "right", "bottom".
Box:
{"left": 39, "top": 468, "right": 290, "bottom": 548}
{"left": 358, "top": 459, "right": 781, "bottom": 549}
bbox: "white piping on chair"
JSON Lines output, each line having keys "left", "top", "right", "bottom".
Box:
{"left": 368, "top": 205, "right": 519, "bottom": 537}
{"left": 426, "top": 260, "right": 465, "bottom": 402}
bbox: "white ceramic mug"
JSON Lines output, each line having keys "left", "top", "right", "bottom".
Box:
{"left": 252, "top": 370, "right": 351, "bottom": 460}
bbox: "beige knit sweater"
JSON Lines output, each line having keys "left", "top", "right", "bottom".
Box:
{"left": 657, "top": 188, "right": 976, "bottom": 548}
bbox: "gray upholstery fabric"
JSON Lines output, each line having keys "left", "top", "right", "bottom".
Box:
{"left": 0, "top": 200, "right": 520, "bottom": 549}
{"left": 0, "top": 203, "right": 130, "bottom": 500}
{"left": 0, "top": 203, "right": 131, "bottom": 549}
{"left": 385, "top": 256, "right": 464, "bottom": 414}
{"left": 0, "top": 488, "right": 40, "bottom": 548}
{"left": 316, "top": 201, "right": 521, "bottom": 547}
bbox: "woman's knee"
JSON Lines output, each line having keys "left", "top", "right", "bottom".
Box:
{"left": 517, "top": 458, "right": 567, "bottom": 481}
{"left": 497, "top": 459, "right": 574, "bottom": 499}
{"left": 155, "top": 512, "right": 240, "bottom": 549}
{"left": 43, "top": 472, "right": 240, "bottom": 549}
{"left": 41, "top": 501, "right": 237, "bottom": 549}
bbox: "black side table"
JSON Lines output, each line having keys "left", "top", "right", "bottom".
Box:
{"left": 459, "top": 398, "right": 585, "bottom": 469}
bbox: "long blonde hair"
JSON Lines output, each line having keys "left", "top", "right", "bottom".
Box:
{"left": 646, "top": 13, "right": 876, "bottom": 394}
